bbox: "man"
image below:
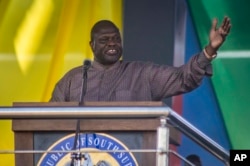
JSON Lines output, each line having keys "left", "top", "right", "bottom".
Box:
{"left": 50, "top": 18, "right": 231, "bottom": 102}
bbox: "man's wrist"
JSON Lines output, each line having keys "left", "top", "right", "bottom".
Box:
{"left": 204, "top": 45, "right": 217, "bottom": 60}
{"left": 203, "top": 48, "right": 217, "bottom": 60}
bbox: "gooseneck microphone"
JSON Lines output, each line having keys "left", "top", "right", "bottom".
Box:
{"left": 79, "top": 60, "right": 91, "bottom": 105}
{"left": 71, "top": 59, "right": 91, "bottom": 166}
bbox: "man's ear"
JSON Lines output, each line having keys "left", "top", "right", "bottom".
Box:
{"left": 89, "top": 40, "right": 95, "bottom": 50}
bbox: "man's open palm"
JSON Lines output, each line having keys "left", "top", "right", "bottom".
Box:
{"left": 209, "top": 17, "right": 231, "bottom": 50}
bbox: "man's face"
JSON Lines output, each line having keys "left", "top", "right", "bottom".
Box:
{"left": 90, "top": 26, "right": 122, "bottom": 66}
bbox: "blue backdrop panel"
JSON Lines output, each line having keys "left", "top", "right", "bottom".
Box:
{"left": 177, "top": 6, "right": 231, "bottom": 166}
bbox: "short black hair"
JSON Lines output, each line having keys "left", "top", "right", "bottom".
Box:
{"left": 90, "top": 20, "right": 119, "bottom": 41}
{"left": 185, "top": 154, "right": 202, "bottom": 166}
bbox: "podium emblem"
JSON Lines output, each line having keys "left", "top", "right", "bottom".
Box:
{"left": 37, "top": 133, "right": 138, "bottom": 166}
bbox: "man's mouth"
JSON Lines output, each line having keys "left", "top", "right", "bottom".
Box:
{"left": 106, "top": 49, "right": 118, "bottom": 55}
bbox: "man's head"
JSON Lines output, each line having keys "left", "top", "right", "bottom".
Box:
{"left": 185, "top": 154, "right": 202, "bottom": 166}
{"left": 90, "top": 20, "right": 122, "bottom": 66}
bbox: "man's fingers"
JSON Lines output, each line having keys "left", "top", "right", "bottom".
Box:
{"left": 221, "top": 17, "right": 227, "bottom": 28}
{"left": 211, "top": 18, "right": 218, "bottom": 31}
{"left": 222, "top": 17, "right": 230, "bottom": 28}
{"left": 225, "top": 25, "right": 231, "bottom": 34}
{"left": 222, "top": 17, "right": 231, "bottom": 34}
{"left": 210, "top": 17, "right": 231, "bottom": 38}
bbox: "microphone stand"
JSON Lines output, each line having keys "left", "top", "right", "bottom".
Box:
{"left": 70, "top": 60, "right": 91, "bottom": 166}
{"left": 79, "top": 61, "right": 89, "bottom": 105}
{"left": 70, "top": 120, "right": 81, "bottom": 166}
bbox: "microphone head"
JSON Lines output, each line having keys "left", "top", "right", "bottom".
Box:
{"left": 83, "top": 60, "right": 91, "bottom": 70}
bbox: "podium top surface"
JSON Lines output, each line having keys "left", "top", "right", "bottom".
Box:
{"left": 13, "top": 101, "right": 166, "bottom": 107}
{"left": 0, "top": 101, "right": 171, "bottom": 119}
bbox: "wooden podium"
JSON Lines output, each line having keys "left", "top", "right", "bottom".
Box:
{"left": 12, "top": 102, "right": 180, "bottom": 166}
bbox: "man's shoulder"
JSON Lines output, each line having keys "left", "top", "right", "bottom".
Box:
{"left": 121, "top": 60, "right": 154, "bottom": 67}
{"left": 63, "top": 65, "right": 82, "bottom": 77}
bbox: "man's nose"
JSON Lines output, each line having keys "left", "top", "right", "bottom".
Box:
{"left": 107, "top": 39, "right": 116, "bottom": 46}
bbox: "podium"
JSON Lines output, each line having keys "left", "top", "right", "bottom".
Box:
{"left": 11, "top": 102, "right": 180, "bottom": 166}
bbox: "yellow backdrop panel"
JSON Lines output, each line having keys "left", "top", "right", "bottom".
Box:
{"left": 0, "top": 0, "right": 123, "bottom": 165}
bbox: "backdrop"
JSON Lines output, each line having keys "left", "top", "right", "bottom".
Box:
{"left": 1, "top": 0, "right": 249, "bottom": 166}
{"left": 0, "top": 0, "right": 122, "bottom": 165}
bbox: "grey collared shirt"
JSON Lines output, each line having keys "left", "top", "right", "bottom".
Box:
{"left": 50, "top": 52, "right": 212, "bottom": 102}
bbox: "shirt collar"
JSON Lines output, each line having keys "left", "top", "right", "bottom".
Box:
{"left": 91, "top": 60, "right": 122, "bottom": 71}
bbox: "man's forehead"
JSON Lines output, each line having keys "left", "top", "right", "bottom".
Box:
{"left": 93, "top": 28, "right": 120, "bottom": 40}
{"left": 91, "top": 20, "right": 120, "bottom": 40}
{"left": 95, "top": 26, "right": 119, "bottom": 35}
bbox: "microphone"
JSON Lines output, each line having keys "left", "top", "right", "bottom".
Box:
{"left": 70, "top": 60, "right": 91, "bottom": 166}
{"left": 79, "top": 60, "right": 91, "bottom": 105}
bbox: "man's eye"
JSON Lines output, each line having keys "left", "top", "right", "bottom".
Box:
{"left": 98, "top": 36, "right": 121, "bottom": 44}
{"left": 99, "top": 39, "right": 108, "bottom": 43}
{"left": 115, "top": 37, "right": 121, "bottom": 42}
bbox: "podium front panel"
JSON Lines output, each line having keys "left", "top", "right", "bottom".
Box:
{"left": 13, "top": 118, "right": 179, "bottom": 166}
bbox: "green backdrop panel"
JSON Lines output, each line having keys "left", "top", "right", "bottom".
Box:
{"left": 212, "top": 52, "right": 250, "bottom": 148}
{"left": 188, "top": 0, "right": 250, "bottom": 149}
